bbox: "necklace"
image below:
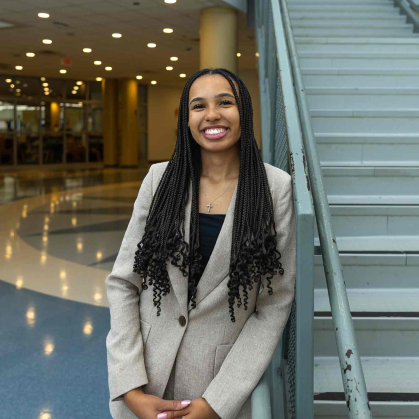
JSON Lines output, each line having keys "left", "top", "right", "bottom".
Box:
{"left": 200, "top": 174, "right": 239, "bottom": 213}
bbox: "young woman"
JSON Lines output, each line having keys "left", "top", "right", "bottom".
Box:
{"left": 106, "top": 68, "right": 296, "bottom": 419}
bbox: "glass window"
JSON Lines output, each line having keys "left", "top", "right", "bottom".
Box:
{"left": 0, "top": 100, "right": 14, "bottom": 165}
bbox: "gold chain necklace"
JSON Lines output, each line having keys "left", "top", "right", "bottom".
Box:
{"left": 200, "top": 174, "right": 239, "bottom": 213}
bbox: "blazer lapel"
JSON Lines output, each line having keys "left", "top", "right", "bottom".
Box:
{"left": 166, "top": 177, "right": 238, "bottom": 315}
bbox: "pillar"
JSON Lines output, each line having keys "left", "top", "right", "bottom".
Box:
{"left": 118, "top": 79, "right": 139, "bottom": 168}
{"left": 102, "top": 79, "right": 118, "bottom": 167}
{"left": 199, "top": 7, "right": 238, "bottom": 73}
{"left": 50, "top": 102, "right": 60, "bottom": 131}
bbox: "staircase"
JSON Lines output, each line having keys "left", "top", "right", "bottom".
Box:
{"left": 287, "top": 0, "right": 419, "bottom": 417}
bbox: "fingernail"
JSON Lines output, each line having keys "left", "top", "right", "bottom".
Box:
{"left": 157, "top": 413, "right": 167, "bottom": 419}
{"left": 181, "top": 400, "right": 191, "bottom": 406}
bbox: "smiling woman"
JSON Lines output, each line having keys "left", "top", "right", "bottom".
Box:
{"left": 106, "top": 67, "right": 296, "bottom": 419}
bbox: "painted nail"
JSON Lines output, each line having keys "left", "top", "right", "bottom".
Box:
{"left": 181, "top": 400, "right": 191, "bottom": 406}
{"left": 157, "top": 413, "right": 167, "bottom": 419}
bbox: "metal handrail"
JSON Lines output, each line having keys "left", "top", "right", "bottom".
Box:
{"left": 255, "top": 0, "right": 315, "bottom": 417}
{"left": 276, "top": 0, "right": 373, "bottom": 417}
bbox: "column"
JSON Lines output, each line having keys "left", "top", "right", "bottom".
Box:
{"left": 118, "top": 78, "right": 138, "bottom": 168}
{"left": 199, "top": 7, "right": 238, "bottom": 73}
{"left": 102, "top": 79, "right": 118, "bottom": 167}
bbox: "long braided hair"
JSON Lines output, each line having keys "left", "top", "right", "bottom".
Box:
{"left": 133, "top": 67, "right": 284, "bottom": 322}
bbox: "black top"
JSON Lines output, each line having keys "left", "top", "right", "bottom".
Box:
{"left": 188, "top": 212, "right": 226, "bottom": 304}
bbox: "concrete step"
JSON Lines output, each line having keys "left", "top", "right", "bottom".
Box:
{"left": 293, "top": 28, "right": 416, "bottom": 37}
{"left": 314, "top": 253, "right": 418, "bottom": 290}
{"left": 291, "top": 11, "right": 405, "bottom": 21}
{"left": 301, "top": 68, "right": 419, "bottom": 88}
{"left": 288, "top": 5, "right": 398, "bottom": 12}
{"left": 297, "top": 42, "right": 419, "bottom": 53}
{"left": 321, "top": 166, "right": 419, "bottom": 204}
{"left": 306, "top": 87, "right": 419, "bottom": 110}
{"left": 315, "top": 317, "right": 419, "bottom": 356}
{"left": 316, "top": 133, "right": 419, "bottom": 166}
{"left": 314, "top": 356, "right": 419, "bottom": 418}
{"left": 292, "top": 21, "right": 412, "bottom": 29}
{"left": 314, "top": 205, "right": 419, "bottom": 239}
{"left": 311, "top": 109, "right": 419, "bottom": 135}
{"left": 299, "top": 52, "right": 419, "bottom": 68}
{"left": 288, "top": 0, "right": 392, "bottom": 3}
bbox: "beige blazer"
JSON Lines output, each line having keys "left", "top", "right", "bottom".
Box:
{"left": 106, "top": 160, "right": 296, "bottom": 419}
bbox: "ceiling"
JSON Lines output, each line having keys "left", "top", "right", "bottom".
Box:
{"left": 0, "top": 0, "right": 257, "bottom": 87}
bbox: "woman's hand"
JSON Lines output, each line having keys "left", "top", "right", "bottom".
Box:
{"left": 124, "top": 388, "right": 191, "bottom": 419}
{"left": 156, "top": 397, "right": 220, "bottom": 419}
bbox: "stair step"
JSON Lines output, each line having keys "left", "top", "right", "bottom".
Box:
{"left": 291, "top": 12, "right": 405, "bottom": 21}
{"left": 306, "top": 87, "right": 419, "bottom": 110}
{"left": 300, "top": 53, "right": 419, "bottom": 68}
{"left": 314, "top": 205, "right": 419, "bottom": 238}
{"left": 321, "top": 167, "right": 419, "bottom": 204}
{"left": 293, "top": 28, "right": 416, "bottom": 37}
{"left": 315, "top": 290, "right": 419, "bottom": 316}
{"left": 288, "top": 0, "right": 392, "bottom": 3}
{"left": 301, "top": 68, "right": 419, "bottom": 88}
{"left": 288, "top": 5, "right": 399, "bottom": 12}
{"left": 297, "top": 43, "right": 419, "bottom": 53}
{"left": 315, "top": 252, "right": 418, "bottom": 289}
{"left": 314, "top": 357, "right": 419, "bottom": 417}
{"left": 292, "top": 21, "right": 412, "bottom": 29}
{"left": 311, "top": 109, "right": 419, "bottom": 135}
{"left": 296, "top": 37, "right": 419, "bottom": 44}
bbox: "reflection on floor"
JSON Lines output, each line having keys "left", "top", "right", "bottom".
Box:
{"left": 0, "top": 167, "right": 151, "bottom": 418}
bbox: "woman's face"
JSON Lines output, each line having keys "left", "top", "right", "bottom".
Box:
{"left": 188, "top": 74, "right": 241, "bottom": 153}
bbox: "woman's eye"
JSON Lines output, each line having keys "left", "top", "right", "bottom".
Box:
{"left": 192, "top": 100, "right": 233, "bottom": 109}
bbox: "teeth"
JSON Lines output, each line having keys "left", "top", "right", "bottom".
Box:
{"left": 205, "top": 128, "right": 227, "bottom": 134}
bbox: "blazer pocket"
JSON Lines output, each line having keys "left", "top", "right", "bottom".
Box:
{"left": 140, "top": 319, "right": 152, "bottom": 347}
{"left": 213, "top": 344, "right": 234, "bottom": 378}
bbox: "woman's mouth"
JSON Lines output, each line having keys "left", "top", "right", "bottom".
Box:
{"left": 202, "top": 128, "right": 230, "bottom": 140}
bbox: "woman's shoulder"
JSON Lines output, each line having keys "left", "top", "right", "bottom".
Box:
{"left": 263, "top": 162, "right": 291, "bottom": 191}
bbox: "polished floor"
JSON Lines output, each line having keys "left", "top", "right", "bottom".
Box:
{"left": 0, "top": 165, "right": 151, "bottom": 419}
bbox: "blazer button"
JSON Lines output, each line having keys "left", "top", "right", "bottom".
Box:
{"left": 178, "top": 315, "right": 186, "bottom": 327}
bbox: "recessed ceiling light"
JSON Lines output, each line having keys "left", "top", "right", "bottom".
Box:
{"left": 43, "top": 39, "right": 52, "bottom": 44}
{"left": 74, "top": 86, "right": 79, "bottom": 90}
{"left": 151, "top": 81, "right": 157, "bottom": 85}
{"left": 237, "top": 52, "right": 241, "bottom": 57}
{"left": 136, "top": 75, "right": 143, "bottom": 80}
{"left": 105, "top": 66, "right": 112, "bottom": 71}
{"left": 45, "top": 92, "right": 50, "bottom": 95}
{"left": 16, "top": 92, "right": 21, "bottom": 96}
{"left": 180, "top": 74, "right": 186, "bottom": 78}
{"left": 72, "top": 90, "right": 77, "bottom": 94}
{"left": 96, "top": 77, "right": 102, "bottom": 81}
{"left": 83, "top": 48, "right": 92, "bottom": 53}
{"left": 163, "top": 28, "right": 173, "bottom": 33}
{"left": 26, "top": 52, "right": 35, "bottom": 58}
{"left": 147, "top": 43, "right": 156, "bottom": 48}
{"left": 255, "top": 52, "right": 259, "bottom": 57}
{"left": 42, "top": 83, "right": 48, "bottom": 87}
{"left": 76, "top": 81, "right": 83, "bottom": 85}
{"left": 38, "top": 12, "right": 50, "bottom": 18}
{"left": 16, "top": 88, "right": 21, "bottom": 93}
{"left": 5, "top": 79, "right": 12, "bottom": 83}
{"left": 16, "top": 80, "right": 20, "bottom": 84}
{"left": 43, "top": 87, "right": 49, "bottom": 91}
{"left": 40, "top": 77, "right": 46, "bottom": 81}
{"left": 10, "top": 84, "right": 15, "bottom": 88}
{"left": 59, "top": 69, "right": 67, "bottom": 74}
{"left": 15, "top": 66, "right": 23, "bottom": 70}
{"left": 78, "top": 102, "right": 83, "bottom": 106}
{"left": 170, "top": 56, "right": 178, "bottom": 61}
{"left": 112, "top": 33, "right": 122, "bottom": 38}
{"left": 94, "top": 61, "right": 102, "bottom": 65}
{"left": 165, "top": 0, "right": 176, "bottom": 3}
{"left": 23, "top": 84, "right": 28, "bottom": 87}
{"left": 166, "top": 66, "right": 173, "bottom": 71}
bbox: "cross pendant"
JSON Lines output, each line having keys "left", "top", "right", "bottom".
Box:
{"left": 207, "top": 203, "right": 213, "bottom": 213}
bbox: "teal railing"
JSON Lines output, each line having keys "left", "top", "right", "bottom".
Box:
{"left": 251, "top": 0, "right": 373, "bottom": 418}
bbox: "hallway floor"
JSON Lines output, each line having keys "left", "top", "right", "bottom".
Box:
{"left": 0, "top": 166, "right": 151, "bottom": 419}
